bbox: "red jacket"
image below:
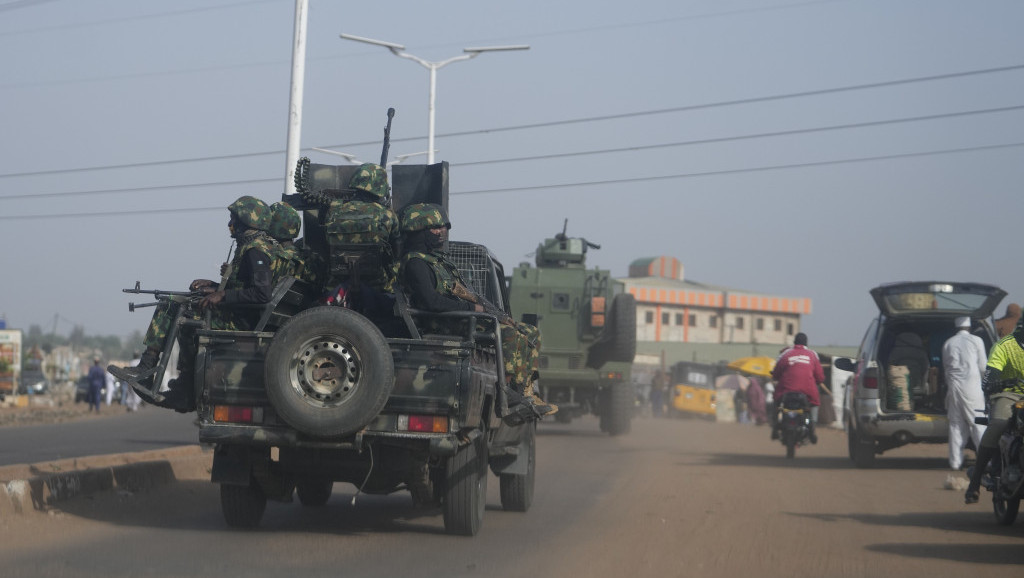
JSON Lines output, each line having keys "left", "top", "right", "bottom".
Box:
{"left": 771, "top": 345, "right": 824, "bottom": 406}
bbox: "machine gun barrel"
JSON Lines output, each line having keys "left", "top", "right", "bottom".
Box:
{"left": 123, "top": 281, "right": 203, "bottom": 312}
{"left": 380, "top": 107, "right": 395, "bottom": 167}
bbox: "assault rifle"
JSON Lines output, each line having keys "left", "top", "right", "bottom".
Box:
{"left": 452, "top": 282, "right": 514, "bottom": 326}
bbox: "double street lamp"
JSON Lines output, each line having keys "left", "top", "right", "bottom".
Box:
{"left": 340, "top": 33, "right": 529, "bottom": 164}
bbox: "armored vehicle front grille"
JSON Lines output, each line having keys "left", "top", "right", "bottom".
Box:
{"left": 568, "top": 355, "right": 583, "bottom": 369}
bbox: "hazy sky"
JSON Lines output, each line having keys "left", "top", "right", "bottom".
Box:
{"left": 1, "top": 0, "right": 1021, "bottom": 346}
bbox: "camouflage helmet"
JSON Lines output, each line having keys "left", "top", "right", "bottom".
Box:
{"left": 228, "top": 195, "right": 270, "bottom": 231}
{"left": 268, "top": 202, "right": 301, "bottom": 240}
{"left": 400, "top": 203, "right": 450, "bottom": 233}
{"left": 348, "top": 163, "right": 389, "bottom": 199}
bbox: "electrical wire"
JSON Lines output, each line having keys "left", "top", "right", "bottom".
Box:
{"left": 2, "top": 62, "right": 1022, "bottom": 179}
{"left": 3, "top": 140, "right": 1020, "bottom": 220}
{"left": 1, "top": 102, "right": 1021, "bottom": 201}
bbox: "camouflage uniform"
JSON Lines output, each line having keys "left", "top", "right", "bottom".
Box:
{"left": 142, "top": 197, "right": 280, "bottom": 350}
{"left": 399, "top": 204, "right": 541, "bottom": 395}
{"left": 321, "top": 163, "right": 400, "bottom": 293}
{"left": 269, "top": 201, "right": 311, "bottom": 282}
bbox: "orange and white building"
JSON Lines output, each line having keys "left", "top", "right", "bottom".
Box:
{"left": 621, "top": 256, "right": 810, "bottom": 346}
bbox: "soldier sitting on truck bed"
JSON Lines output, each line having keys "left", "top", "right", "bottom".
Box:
{"left": 398, "top": 203, "right": 556, "bottom": 421}
{"left": 109, "top": 195, "right": 286, "bottom": 412}
{"left": 267, "top": 201, "right": 310, "bottom": 282}
{"left": 304, "top": 163, "right": 400, "bottom": 326}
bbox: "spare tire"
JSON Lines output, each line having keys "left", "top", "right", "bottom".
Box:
{"left": 264, "top": 306, "right": 394, "bottom": 437}
{"left": 606, "top": 293, "right": 637, "bottom": 363}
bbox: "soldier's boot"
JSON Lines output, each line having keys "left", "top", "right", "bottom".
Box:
{"left": 154, "top": 377, "right": 196, "bottom": 413}
{"left": 107, "top": 348, "right": 160, "bottom": 388}
{"left": 524, "top": 381, "right": 558, "bottom": 416}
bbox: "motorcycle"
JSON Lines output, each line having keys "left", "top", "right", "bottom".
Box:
{"left": 975, "top": 396, "right": 1024, "bottom": 525}
{"left": 777, "top": 392, "right": 813, "bottom": 459}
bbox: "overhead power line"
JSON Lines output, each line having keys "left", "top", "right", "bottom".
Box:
{"left": 1, "top": 62, "right": 1022, "bottom": 180}
{"left": 4, "top": 140, "right": 1021, "bottom": 220}
{"left": 2, "top": 102, "right": 1021, "bottom": 201}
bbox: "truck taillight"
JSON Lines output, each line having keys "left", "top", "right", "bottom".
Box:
{"left": 604, "top": 372, "right": 622, "bottom": 379}
{"left": 213, "top": 405, "right": 255, "bottom": 423}
{"left": 398, "top": 414, "right": 449, "bottom": 433}
{"left": 863, "top": 376, "right": 878, "bottom": 389}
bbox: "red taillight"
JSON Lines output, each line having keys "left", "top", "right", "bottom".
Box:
{"left": 213, "top": 405, "right": 254, "bottom": 423}
{"left": 863, "top": 376, "right": 878, "bottom": 389}
{"left": 405, "top": 415, "right": 449, "bottom": 433}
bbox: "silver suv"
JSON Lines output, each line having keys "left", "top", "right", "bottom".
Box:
{"left": 836, "top": 281, "right": 1005, "bottom": 468}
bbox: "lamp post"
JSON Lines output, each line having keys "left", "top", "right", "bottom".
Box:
{"left": 340, "top": 33, "right": 528, "bottom": 164}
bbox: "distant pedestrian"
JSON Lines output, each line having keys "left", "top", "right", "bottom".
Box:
{"left": 122, "top": 352, "right": 142, "bottom": 411}
{"left": 104, "top": 370, "right": 117, "bottom": 406}
{"left": 86, "top": 358, "right": 105, "bottom": 413}
{"left": 747, "top": 376, "right": 768, "bottom": 425}
{"left": 942, "top": 316, "right": 987, "bottom": 471}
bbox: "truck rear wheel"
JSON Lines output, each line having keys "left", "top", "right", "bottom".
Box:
{"left": 220, "top": 480, "right": 267, "bottom": 529}
{"left": 443, "top": 434, "right": 488, "bottom": 536}
{"left": 264, "top": 307, "right": 394, "bottom": 438}
{"left": 499, "top": 423, "right": 535, "bottom": 512}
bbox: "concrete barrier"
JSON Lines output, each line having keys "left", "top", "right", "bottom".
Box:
{"left": 0, "top": 445, "right": 211, "bottom": 517}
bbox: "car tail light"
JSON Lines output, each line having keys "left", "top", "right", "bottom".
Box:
{"left": 213, "top": 405, "right": 255, "bottom": 423}
{"left": 398, "top": 414, "right": 449, "bottom": 433}
{"left": 862, "top": 376, "right": 878, "bottom": 389}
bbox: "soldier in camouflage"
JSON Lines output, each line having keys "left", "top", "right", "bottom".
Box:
{"left": 314, "top": 163, "right": 400, "bottom": 325}
{"left": 108, "top": 195, "right": 282, "bottom": 412}
{"left": 268, "top": 201, "right": 311, "bottom": 282}
{"left": 398, "top": 203, "right": 556, "bottom": 421}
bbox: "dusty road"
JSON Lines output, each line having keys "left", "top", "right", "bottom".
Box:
{"left": 2, "top": 415, "right": 1022, "bottom": 578}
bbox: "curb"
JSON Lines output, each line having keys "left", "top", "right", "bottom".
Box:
{"left": 0, "top": 445, "right": 211, "bottom": 517}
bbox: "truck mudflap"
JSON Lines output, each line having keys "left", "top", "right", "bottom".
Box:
{"left": 488, "top": 422, "right": 532, "bottom": 476}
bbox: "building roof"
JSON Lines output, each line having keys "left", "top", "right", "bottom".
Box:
{"left": 620, "top": 275, "right": 812, "bottom": 315}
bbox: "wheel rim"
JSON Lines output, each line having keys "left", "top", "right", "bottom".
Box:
{"left": 289, "top": 335, "right": 362, "bottom": 408}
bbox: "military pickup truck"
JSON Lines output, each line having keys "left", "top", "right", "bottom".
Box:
{"left": 129, "top": 161, "right": 536, "bottom": 536}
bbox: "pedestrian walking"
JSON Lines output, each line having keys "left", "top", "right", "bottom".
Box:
{"left": 86, "top": 357, "right": 105, "bottom": 413}
{"left": 941, "top": 316, "right": 987, "bottom": 471}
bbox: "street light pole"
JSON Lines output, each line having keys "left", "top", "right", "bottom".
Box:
{"left": 284, "top": 0, "right": 309, "bottom": 196}
{"left": 340, "top": 33, "right": 528, "bottom": 164}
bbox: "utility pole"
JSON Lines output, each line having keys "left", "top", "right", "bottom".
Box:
{"left": 283, "top": 0, "right": 309, "bottom": 196}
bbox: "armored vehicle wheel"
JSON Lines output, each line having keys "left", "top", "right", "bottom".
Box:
{"left": 220, "top": 480, "right": 267, "bottom": 528}
{"left": 849, "top": 427, "right": 876, "bottom": 468}
{"left": 296, "top": 478, "right": 333, "bottom": 507}
{"left": 500, "top": 423, "right": 536, "bottom": 512}
{"left": 993, "top": 495, "right": 1020, "bottom": 526}
{"left": 443, "top": 433, "right": 488, "bottom": 536}
{"left": 605, "top": 382, "right": 634, "bottom": 436}
{"left": 264, "top": 306, "right": 394, "bottom": 438}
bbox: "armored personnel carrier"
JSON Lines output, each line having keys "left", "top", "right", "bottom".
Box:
{"left": 508, "top": 222, "right": 637, "bottom": 435}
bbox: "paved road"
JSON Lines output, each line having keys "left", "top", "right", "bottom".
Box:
{"left": 2, "top": 415, "right": 1023, "bottom": 578}
{"left": 0, "top": 407, "right": 197, "bottom": 465}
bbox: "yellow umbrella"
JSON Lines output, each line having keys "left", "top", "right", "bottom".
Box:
{"left": 727, "top": 356, "right": 776, "bottom": 378}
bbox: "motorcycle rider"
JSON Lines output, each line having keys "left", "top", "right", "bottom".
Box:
{"left": 964, "top": 317, "right": 1024, "bottom": 504}
{"left": 770, "top": 332, "right": 825, "bottom": 444}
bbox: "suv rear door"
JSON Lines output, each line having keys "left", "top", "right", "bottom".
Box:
{"left": 870, "top": 282, "right": 1006, "bottom": 319}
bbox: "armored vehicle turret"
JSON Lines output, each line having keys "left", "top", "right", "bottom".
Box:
{"left": 508, "top": 221, "right": 637, "bottom": 435}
